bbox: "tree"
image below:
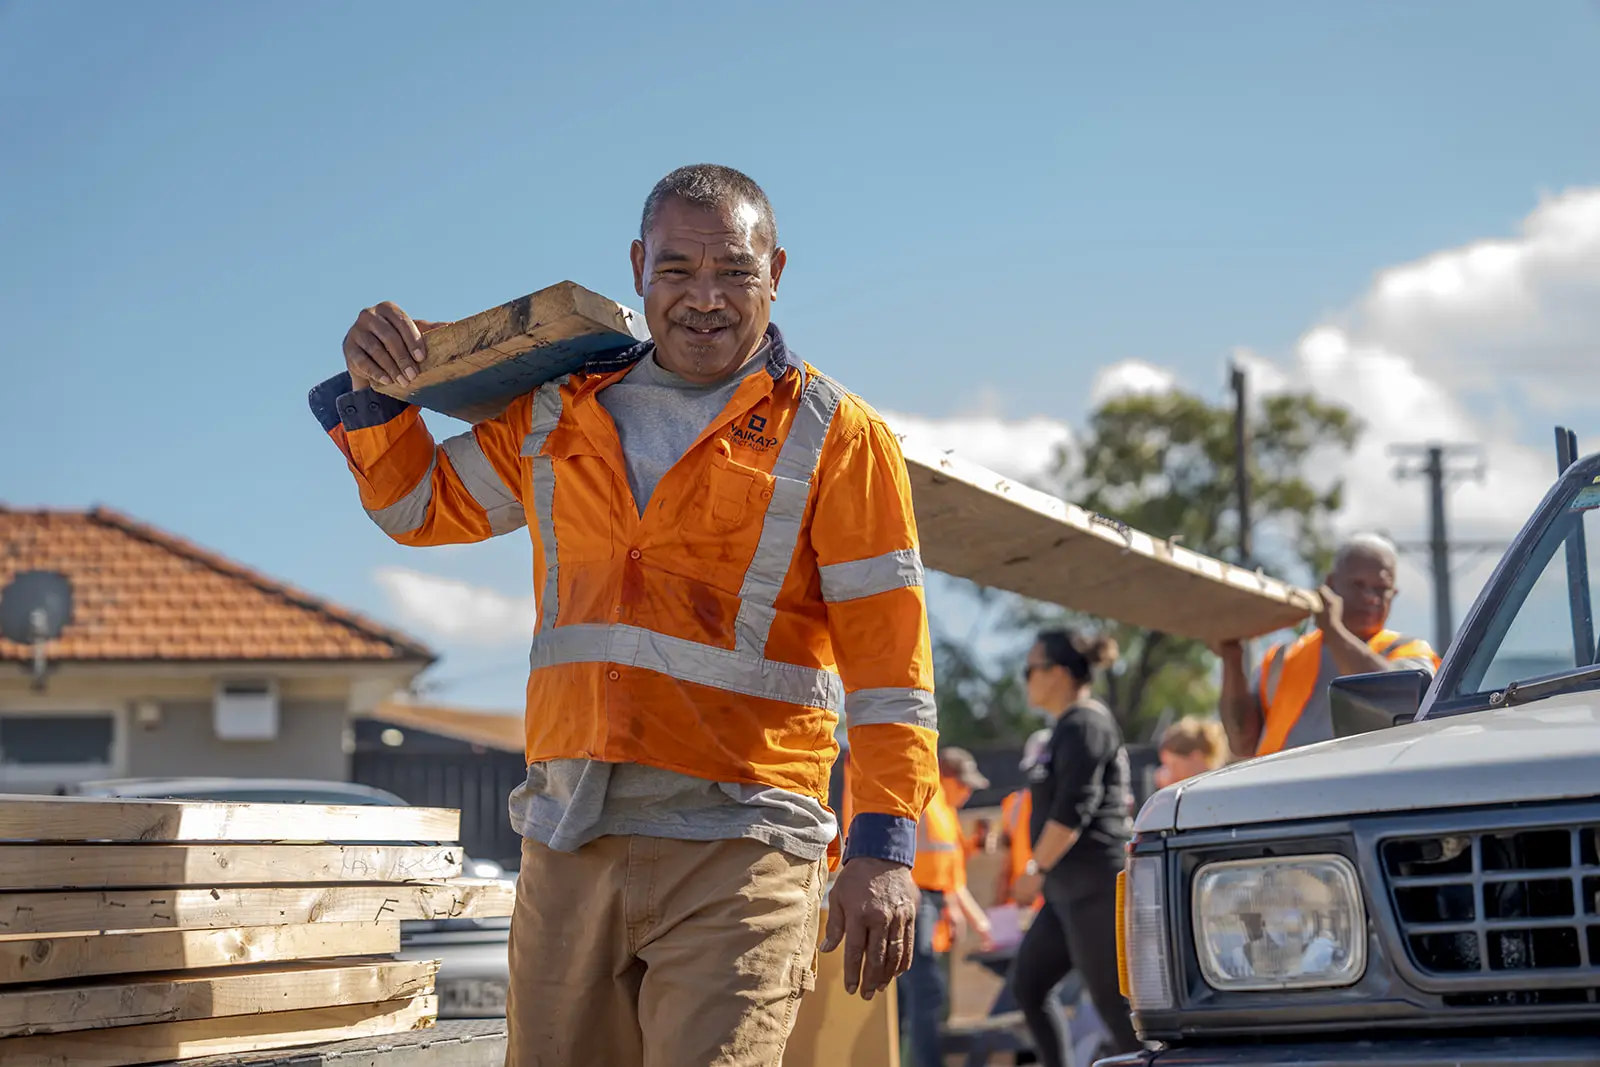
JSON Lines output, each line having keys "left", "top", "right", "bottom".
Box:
{"left": 1041, "top": 386, "right": 1361, "bottom": 739}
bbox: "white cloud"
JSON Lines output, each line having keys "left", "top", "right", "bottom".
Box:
{"left": 1348, "top": 186, "right": 1600, "bottom": 407}
{"left": 373, "top": 567, "right": 534, "bottom": 644}
{"left": 883, "top": 410, "right": 1072, "bottom": 486}
{"left": 1089, "top": 359, "right": 1177, "bottom": 408}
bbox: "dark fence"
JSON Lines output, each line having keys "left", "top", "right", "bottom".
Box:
{"left": 349, "top": 718, "right": 526, "bottom": 870}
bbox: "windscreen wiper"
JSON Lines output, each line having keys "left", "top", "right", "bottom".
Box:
{"left": 1490, "top": 663, "right": 1600, "bottom": 708}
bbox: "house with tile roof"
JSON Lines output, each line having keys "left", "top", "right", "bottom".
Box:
{"left": 0, "top": 506, "right": 435, "bottom": 793}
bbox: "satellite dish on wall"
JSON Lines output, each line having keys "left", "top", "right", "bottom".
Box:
{"left": 0, "top": 571, "right": 74, "bottom": 689}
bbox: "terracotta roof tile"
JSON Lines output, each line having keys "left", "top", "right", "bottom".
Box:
{"left": 0, "top": 507, "right": 434, "bottom": 665}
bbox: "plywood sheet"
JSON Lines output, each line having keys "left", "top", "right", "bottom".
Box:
{"left": 900, "top": 437, "right": 1320, "bottom": 642}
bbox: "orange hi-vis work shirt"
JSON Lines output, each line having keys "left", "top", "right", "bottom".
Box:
{"left": 911, "top": 781, "right": 967, "bottom": 952}
{"left": 1255, "top": 627, "right": 1441, "bottom": 757}
{"left": 911, "top": 783, "right": 966, "bottom": 896}
{"left": 309, "top": 325, "right": 938, "bottom": 866}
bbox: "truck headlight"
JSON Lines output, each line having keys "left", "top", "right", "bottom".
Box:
{"left": 1192, "top": 854, "right": 1366, "bottom": 991}
{"left": 1118, "top": 855, "right": 1174, "bottom": 1011}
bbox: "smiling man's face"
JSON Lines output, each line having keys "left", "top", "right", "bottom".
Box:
{"left": 631, "top": 195, "right": 786, "bottom": 384}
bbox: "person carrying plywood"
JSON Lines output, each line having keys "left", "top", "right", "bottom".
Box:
{"left": 307, "top": 164, "right": 939, "bottom": 1067}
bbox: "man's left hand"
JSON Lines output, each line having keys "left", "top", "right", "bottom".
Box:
{"left": 1315, "top": 584, "right": 1345, "bottom": 635}
{"left": 821, "top": 857, "right": 917, "bottom": 1001}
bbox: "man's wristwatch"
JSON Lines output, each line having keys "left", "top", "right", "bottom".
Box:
{"left": 1024, "top": 859, "right": 1042, "bottom": 876}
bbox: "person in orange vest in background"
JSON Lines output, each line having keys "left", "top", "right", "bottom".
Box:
{"left": 1216, "top": 533, "right": 1441, "bottom": 759}
{"left": 994, "top": 728, "right": 1051, "bottom": 910}
{"left": 1152, "top": 717, "right": 1228, "bottom": 789}
{"left": 900, "top": 747, "right": 993, "bottom": 1067}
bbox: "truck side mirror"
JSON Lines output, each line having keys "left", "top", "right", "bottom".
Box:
{"left": 1328, "top": 669, "right": 1430, "bottom": 739}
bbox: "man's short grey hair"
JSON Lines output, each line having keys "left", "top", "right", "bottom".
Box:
{"left": 1333, "top": 532, "right": 1399, "bottom": 573}
{"left": 640, "top": 164, "right": 777, "bottom": 250}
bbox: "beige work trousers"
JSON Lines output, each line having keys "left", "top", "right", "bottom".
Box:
{"left": 505, "top": 834, "right": 825, "bottom": 1067}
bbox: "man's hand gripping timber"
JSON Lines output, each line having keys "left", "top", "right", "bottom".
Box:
{"left": 821, "top": 856, "right": 918, "bottom": 1001}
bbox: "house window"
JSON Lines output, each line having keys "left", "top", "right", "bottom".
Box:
{"left": 0, "top": 711, "right": 119, "bottom": 787}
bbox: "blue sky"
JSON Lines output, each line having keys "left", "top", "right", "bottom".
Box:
{"left": 4, "top": 1, "right": 1598, "bottom": 708}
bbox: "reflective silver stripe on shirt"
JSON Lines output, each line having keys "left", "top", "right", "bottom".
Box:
{"left": 1260, "top": 643, "right": 1287, "bottom": 708}
{"left": 521, "top": 379, "right": 567, "bottom": 633}
{"left": 845, "top": 687, "right": 937, "bottom": 731}
{"left": 917, "top": 820, "right": 959, "bottom": 853}
{"left": 442, "top": 430, "right": 525, "bottom": 537}
{"left": 820, "top": 548, "right": 924, "bottom": 604}
{"left": 529, "top": 623, "right": 844, "bottom": 711}
{"left": 734, "top": 373, "right": 845, "bottom": 654}
{"left": 366, "top": 454, "right": 436, "bottom": 536}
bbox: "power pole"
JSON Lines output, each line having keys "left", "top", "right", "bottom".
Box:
{"left": 1230, "top": 364, "right": 1252, "bottom": 568}
{"left": 1390, "top": 443, "right": 1486, "bottom": 652}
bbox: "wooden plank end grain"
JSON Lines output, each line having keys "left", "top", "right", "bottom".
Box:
{"left": 0, "top": 957, "right": 437, "bottom": 1038}
{"left": 0, "top": 922, "right": 403, "bottom": 987}
{"left": 0, "top": 796, "right": 460, "bottom": 845}
{"left": 0, "top": 995, "right": 437, "bottom": 1067}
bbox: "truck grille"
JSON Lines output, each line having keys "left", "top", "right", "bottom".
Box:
{"left": 1381, "top": 824, "right": 1600, "bottom": 996}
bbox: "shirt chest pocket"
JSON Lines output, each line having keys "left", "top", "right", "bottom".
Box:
{"left": 523, "top": 421, "right": 616, "bottom": 561}
{"left": 702, "top": 451, "right": 777, "bottom": 535}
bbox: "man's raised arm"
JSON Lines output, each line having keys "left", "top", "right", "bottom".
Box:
{"left": 308, "top": 302, "right": 529, "bottom": 547}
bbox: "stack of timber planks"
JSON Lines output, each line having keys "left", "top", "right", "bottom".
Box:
{"left": 374, "top": 282, "right": 1321, "bottom": 642}
{"left": 0, "top": 794, "right": 514, "bottom": 1067}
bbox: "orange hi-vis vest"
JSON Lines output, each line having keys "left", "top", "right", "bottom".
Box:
{"left": 1255, "top": 627, "right": 1440, "bottom": 757}
{"left": 912, "top": 783, "right": 966, "bottom": 952}
{"left": 311, "top": 326, "right": 938, "bottom": 865}
{"left": 997, "top": 789, "right": 1041, "bottom": 910}
{"left": 912, "top": 785, "right": 965, "bottom": 896}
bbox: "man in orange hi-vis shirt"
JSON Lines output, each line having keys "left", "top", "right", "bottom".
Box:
{"left": 308, "top": 165, "right": 939, "bottom": 1067}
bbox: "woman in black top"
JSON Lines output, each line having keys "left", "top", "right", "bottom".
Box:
{"left": 1009, "top": 627, "right": 1141, "bottom": 1063}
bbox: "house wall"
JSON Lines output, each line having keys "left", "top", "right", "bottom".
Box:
{"left": 125, "top": 700, "right": 350, "bottom": 782}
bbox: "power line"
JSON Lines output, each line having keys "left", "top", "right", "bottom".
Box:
{"left": 1389, "top": 443, "right": 1500, "bottom": 652}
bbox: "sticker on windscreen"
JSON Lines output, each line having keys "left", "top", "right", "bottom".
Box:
{"left": 1571, "top": 480, "right": 1600, "bottom": 511}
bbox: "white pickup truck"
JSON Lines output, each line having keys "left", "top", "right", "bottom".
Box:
{"left": 1107, "top": 428, "right": 1600, "bottom": 1066}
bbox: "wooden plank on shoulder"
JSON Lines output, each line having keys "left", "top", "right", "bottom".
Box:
{"left": 0, "top": 922, "right": 401, "bottom": 987}
{"left": 0, "top": 796, "right": 460, "bottom": 845}
{"left": 0, "top": 844, "right": 463, "bottom": 891}
{"left": 0, "top": 995, "right": 437, "bottom": 1067}
{"left": 0, "top": 957, "right": 437, "bottom": 1038}
{"left": 372, "top": 280, "right": 649, "bottom": 424}
{"left": 0, "top": 880, "right": 513, "bottom": 937}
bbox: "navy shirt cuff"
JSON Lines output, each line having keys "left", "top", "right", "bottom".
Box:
{"left": 843, "top": 813, "right": 917, "bottom": 867}
{"left": 308, "top": 372, "right": 413, "bottom": 433}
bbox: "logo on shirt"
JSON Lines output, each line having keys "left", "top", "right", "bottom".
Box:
{"left": 731, "top": 413, "right": 778, "bottom": 452}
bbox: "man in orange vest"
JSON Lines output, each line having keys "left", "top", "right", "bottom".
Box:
{"left": 1217, "top": 534, "right": 1441, "bottom": 758}
{"left": 900, "top": 747, "right": 992, "bottom": 1067}
{"left": 310, "top": 165, "right": 939, "bottom": 1067}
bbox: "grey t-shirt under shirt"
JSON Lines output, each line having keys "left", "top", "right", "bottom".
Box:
{"left": 506, "top": 348, "right": 837, "bottom": 861}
